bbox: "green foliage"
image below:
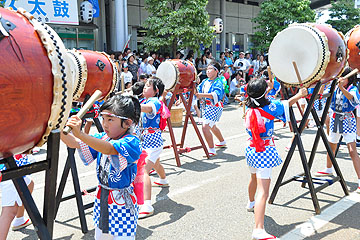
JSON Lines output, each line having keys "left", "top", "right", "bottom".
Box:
{"left": 0, "top": 1, "right": 4, "bottom": 8}
{"left": 252, "top": 0, "right": 315, "bottom": 52}
{"left": 326, "top": 0, "right": 360, "bottom": 34}
{"left": 143, "top": 0, "right": 214, "bottom": 57}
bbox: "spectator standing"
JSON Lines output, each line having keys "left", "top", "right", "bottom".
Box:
{"left": 146, "top": 57, "right": 156, "bottom": 76}
{"left": 197, "top": 54, "right": 208, "bottom": 82}
{"left": 127, "top": 53, "right": 139, "bottom": 84}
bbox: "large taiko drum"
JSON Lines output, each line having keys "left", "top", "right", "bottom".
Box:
{"left": 345, "top": 25, "right": 360, "bottom": 70}
{"left": 156, "top": 59, "right": 197, "bottom": 91}
{"left": 67, "top": 49, "right": 117, "bottom": 102}
{"left": 269, "top": 23, "right": 347, "bottom": 87}
{"left": 0, "top": 8, "right": 73, "bottom": 158}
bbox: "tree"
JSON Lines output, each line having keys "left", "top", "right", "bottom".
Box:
{"left": 326, "top": 0, "right": 360, "bottom": 34}
{"left": 252, "top": 0, "right": 315, "bottom": 52}
{"left": 0, "top": 1, "right": 4, "bottom": 7}
{"left": 143, "top": 0, "right": 214, "bottom": 57}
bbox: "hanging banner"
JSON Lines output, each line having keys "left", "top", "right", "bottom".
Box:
{"left": 4, "top": 0, "right": 79, "bottom": 25}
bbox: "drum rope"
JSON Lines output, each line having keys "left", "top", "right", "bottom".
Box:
{"left": 43, "top": 23, "right": 68, "bottom": 129}
{"left": 68, "top": 51, "right": 83, "bottom": 98}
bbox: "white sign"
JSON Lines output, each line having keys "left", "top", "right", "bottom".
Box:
{"left": 4, "top": 0, "right": 79, "bottom": 25}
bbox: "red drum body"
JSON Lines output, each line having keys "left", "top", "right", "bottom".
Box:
{"left": 156, "top": 59, "right": 197, "bottom": 91}
{"left": 346, "top": 25, "right": 360, "bottom": 70}
{"left": 0, "top": 8, "right": 73, "bottom": 158}
{"left": 70, "top": 50, "right": 117, "bottom": 102}
{"left": 269, "top": 23, "right": 347, "bottom": 87}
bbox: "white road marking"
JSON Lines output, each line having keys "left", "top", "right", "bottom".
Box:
{"left": 281, "top": 192, "right": 360, "bottom": 239}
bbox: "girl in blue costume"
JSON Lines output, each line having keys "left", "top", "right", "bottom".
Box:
{"left": 61, "top": 95, "right": 141, "bottom": 240}
{"left": 245, "top": 78, "right": 307, "bottom": 240}
{"left": 196, "top": 61, "right": 226, "bottom": 156}
{"left": 138, "top": 77, "right": 169, "bottom": 219}
{"left": 315, "top": 68, "right": 360, "bottom": 191}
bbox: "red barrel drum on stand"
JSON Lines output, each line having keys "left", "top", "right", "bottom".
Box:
{"left": 156, "top": 59, "right": 197, "bottom": 91}
{"left": 269, "top": 23, "right": 347, "bottom": 87}
{"left": 0, "top": 8, "right": 73, "bottom": 158}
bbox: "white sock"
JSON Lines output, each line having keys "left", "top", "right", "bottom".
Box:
{"left": 209, "top": 148, "right": 216, "bottom": 154}
{"left": 158, "top": 178, "right": 168, "bottom": 184}
{"left": 144, "top": 200, "right": 152, "bottom": 206}
{"left": 326, "top": 167, "right": 333, "bottom": 173}
{"left": 357, "top": 135, "right": 360, "bottom": 140}
{"left": 218, "top": 140, "right": 226, "bottom": 145}
{"left": 358, "top": 179, "right": 360, "bottom": 188}
{"left": 247, "top": 200, "right": 255, "bottom": 208}
{"left": 12, "top": 217, "right": 25, "bottom": 226}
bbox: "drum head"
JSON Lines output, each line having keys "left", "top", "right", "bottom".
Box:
{"left": 269, "top": 25, "right": 328, "bottom": 86}
{"left": 156, "top": 61, "right": 177, "bottom": 90}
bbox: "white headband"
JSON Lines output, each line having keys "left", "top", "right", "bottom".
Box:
{"left": 249, "top": 88, "right": 267, "bottom": 106}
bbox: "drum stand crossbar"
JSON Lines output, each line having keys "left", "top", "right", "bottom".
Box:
{"left": 54, "top": 96, "right": 103, "bottom": 233}
{"left": 164, "top": 82, "right": 210, "bottom": 166}
{"left": 269, "top": 80, "right": 349, "bottom": 214}
{"left": 0, "top": 130, "right": 61, "bottom": 239}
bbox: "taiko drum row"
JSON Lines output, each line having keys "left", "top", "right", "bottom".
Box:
{"left": 0, "top": 8, "right": 117, "bottom": 158}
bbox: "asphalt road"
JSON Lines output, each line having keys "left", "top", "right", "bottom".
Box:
{"left": 3, "top": 100, "right": 360, "bottom": 240}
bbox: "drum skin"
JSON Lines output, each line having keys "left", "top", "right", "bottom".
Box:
{"left": 314, "top": 24, "right": 347, "bottom": 84}
{"left": 157, "top": 59, "right": 196, "bottom": 91}
{"left": 347, "top": 25, "right": 360, "bottom": 70}
{"left": 77, "top": 50, "right": 115, "bottom": 102}
{"left": 0, "top": 8, "right": 53, "bottom": 158}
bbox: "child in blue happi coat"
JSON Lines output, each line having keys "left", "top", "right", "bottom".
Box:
{"left": 244, "top": 78, "right": 307, "bottom": 240}
{"left": 196, "top": 61, "right": 226, "bottom": 156}
{"left": 61, "top": 95, "right": 142, "bottom": 240}
{"left": 138, "top": 76, "right": 169, "bottom": 219}
{"left": 315, "top": 68, "right": 360, "bottom": 192}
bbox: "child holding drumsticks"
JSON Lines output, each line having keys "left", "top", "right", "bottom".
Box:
{"left": 245, "top": 78, "right": 307, "bottom": 239}
{"left": 315, "top": 68, "right": 360, "bottom": 194}
{"left": 61, "top": 95, "right": 142, "bottom": 240}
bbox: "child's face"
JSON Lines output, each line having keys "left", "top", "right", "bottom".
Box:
{"left": 101, "top": 110, "right": 124, "bottom": 139}
{"left": 143, "top": 81, "right": 157, "bottom": 98}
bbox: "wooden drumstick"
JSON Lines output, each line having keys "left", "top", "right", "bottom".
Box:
{"left": 267, "top": 66, "right": 273, "bottom": 83}
{"left": 342, "top": 68, "right": 358, "bottom": 79}
{"left": 292, "top": 61, "right": 303, "bottom": 87}
{"left": 63, "top": 90, "right": 103, "bottom": 135}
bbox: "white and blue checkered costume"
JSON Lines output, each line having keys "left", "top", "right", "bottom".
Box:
{"left": 77, "top": 133, "right": 141, "bottom": 237}
{"left": 0, "top": 154, "right": 33, "bottom": 171}
{"left": 140, "top": 97, "right": 163, "bottom": 150}
{"left": 245, "top": 100, "right": 290, "bottom": 169}
{"left": 197, "top": 77, "right": 225, "bottom": 124}
{"left": 329, "top": 86, "right": 360, "bottom": 134}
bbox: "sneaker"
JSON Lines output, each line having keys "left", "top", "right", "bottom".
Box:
{"left": 138, "top": 205, "right": 154, "bottom": 219}
{"left": 149, "top": 169, "right": 156, "bottom": 175}
{"left": 284, "top": 146, "right": 290, "bottom": 152}
{"left": 252, "top": 230, "right": 278, "bottom": 240}
{"left": 314, "top": 169, "right": 333, "bottom": 177}
{"left": 355, "top": 187, "right": 360, "bottom": 194}
{"left": 215, "top": 142, "right": 227, "bottom": 148}
{"left": 152, "top": 179, "right": 169, "bottom": 187}
{"left": 12, "top": 219, "right": 32, "bottom": 231}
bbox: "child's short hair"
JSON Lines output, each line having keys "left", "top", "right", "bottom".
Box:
{"left": 132, "top": 82, "right": 145, "bottom": 97}
{"left": 246, "top": 78, "right": 270, "bottom": 108}
{"left": 147, "top": 76, "right": 165, "bottom": 98}
{"left": 100, "top": 95, "right": 141, "bottom": 126}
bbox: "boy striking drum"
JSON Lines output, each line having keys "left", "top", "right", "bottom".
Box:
{"left": 195, "top": 61, "right": 226, "bottom": 156}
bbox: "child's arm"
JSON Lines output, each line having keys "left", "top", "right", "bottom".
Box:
{"left": 60, "top": 132, "right": 81, "bottom": 149}
{"left": 195, "top": 93, "right": 213, "bottom": 99}
{"left": 63, "top": 116, "right": 118, "bottom": 155}
{"left": 338, "top": 77, "right": 354, "bottom": 101}
{"left": 141, "top": 104, "right": 154, "bottom": 113}
{"left": 288, "top": 88, "right": 308, "bottom": 106}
